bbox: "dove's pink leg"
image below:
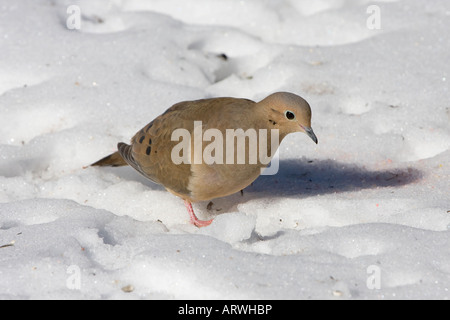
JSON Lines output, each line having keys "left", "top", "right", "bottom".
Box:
{"left": 184, "top": 200, "right": 213, "bottom": 227}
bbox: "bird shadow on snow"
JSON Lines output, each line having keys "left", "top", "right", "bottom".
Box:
{"left": 255, "top": 158, "right": 421, "bottom": 195}
{"left": 107, "top": 158, "right": 422, "bottom": 216}
{"left": 200, "top": 158, "right": 423, "bottom": 214}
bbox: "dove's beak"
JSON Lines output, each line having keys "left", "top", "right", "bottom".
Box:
{"left": 303, "top": 126, "right": 318, "bottom": 144}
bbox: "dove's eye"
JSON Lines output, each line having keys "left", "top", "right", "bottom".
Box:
{"left": 285, "top": 110, "right": 296, "bottom": 120}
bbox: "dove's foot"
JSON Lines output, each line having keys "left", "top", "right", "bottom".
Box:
{"left": 184, "top": 200, "right": 213, "bottom": 228}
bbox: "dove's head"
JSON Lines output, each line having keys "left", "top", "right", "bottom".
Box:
{"left": 259, "top": 92, "right": 318, "bottom": 144}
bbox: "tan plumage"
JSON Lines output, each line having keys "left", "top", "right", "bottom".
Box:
{"left": 92, "top": 92, "right": 318, "bottom": 227}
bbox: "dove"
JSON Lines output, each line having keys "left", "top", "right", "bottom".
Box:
{"left": 91, "top": 92, "right": 318, "bottom": 227}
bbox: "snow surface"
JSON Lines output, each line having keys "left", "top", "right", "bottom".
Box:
{"left": 0, "top": 0, "right": 449, "bottom": 299}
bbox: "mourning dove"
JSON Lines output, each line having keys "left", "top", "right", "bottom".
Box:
{"left": 91, "top": 92, "right": 318, "bottom": 227}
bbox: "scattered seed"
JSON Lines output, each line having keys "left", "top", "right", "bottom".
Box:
{"left": 121, "top": 285, "right": 134, "bottom": 293}
{"left": 0, "top": 240, "right": 15, "bottom": 249}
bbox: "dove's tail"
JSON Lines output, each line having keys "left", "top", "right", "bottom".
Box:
{"left": 91, "top": 150, "right": 128, "bottom": 167}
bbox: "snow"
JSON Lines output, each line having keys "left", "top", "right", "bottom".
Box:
{"left": 0, "top": 0, "right": 449, "bottom": 299}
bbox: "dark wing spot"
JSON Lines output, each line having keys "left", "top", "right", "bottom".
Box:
{"left": 146, "top": 123, "right": 153, "bottom": 132}
{"left": 139, "top": 136, "right": 145, "bottom": 144}
{"left": 146, "top": 146, "right": 151, "bottom": 155}
{"left": 148, "top": 138, "right": 152, "bottom": 145}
